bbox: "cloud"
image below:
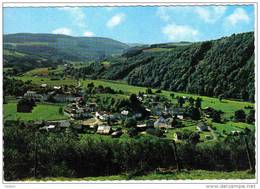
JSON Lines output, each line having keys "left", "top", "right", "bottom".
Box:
{"left": 225, "top": 8, "right": 250, "bottom": 26}
{"left": 156, "top": 7, "right": 193, "bottom": 22}
{"left": 83, "top": 31, "right": 94, "bottom": 37}
{"left": 52, "top": 27, "right": 72, "bottom": 35}
{"left": 162, "top": 23, "right": 199, "bottom": 42}
{"left": 106, "top": 13, "right": 125, "bottom": 28}
{"left": 156, "top": 7, "right": 171, "bottom": 22}
{"left": 157, "top": 6, "right": 226, "bottom": 24}
{"left": 59, "top": 7, "right": 86, "bottom": 28}
{"left": 194, "top": 6, "right": 227, "bottom": 23}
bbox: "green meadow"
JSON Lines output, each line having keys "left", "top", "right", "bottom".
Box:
{"left": 4, "top": 102, "right": 66, "bottom": 121}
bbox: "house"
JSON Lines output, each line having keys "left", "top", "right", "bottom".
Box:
{"left": 96, "top": 125, "right": 111, "bottom": 135}
{"left": 39, "top": 125, "right": 56, "bottom": 132}
{"left": 177, "top": 115, "right": 184, "bottom": 120}
{"left": 41, "top": 84, "right": 47, "bottom": 88}
{"left": 197, "top": 122, "right": 209, "bottom": 131}
{"left": 53, "top": 94, "right": 75, "bottom": 103}
{"left": 174, "top": 132, "right": 183, "bottom": 141}
{"left": 24, "top": 90, "right": 43, "bottom": 101}
{"left": 64, "top": 106, "right": 93, "bottom": 119}
{"left": 121, "top": 110, "right": 129, "bottom": 116}
{"left": 111, "top": 130, "right": 123, "bottom": 138}
{"left": 96, "top": 111, "right": 110, "bottom": 121}
{"left": 53, "top": 86, "right": 61, "bottom": 90}
{"left": 59, "top": 120, "right": 71, "bottom": 128}
{"left": 154, "top": 117, "right": 172, "bottom": 129}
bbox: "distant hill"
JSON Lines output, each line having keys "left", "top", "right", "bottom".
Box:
{"left": 74, "top": 32, "right": 254, "bottom": 101}
{"left": 3, "top": 33, "right": 129, "bottom": 61}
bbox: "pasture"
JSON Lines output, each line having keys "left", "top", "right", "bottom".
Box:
{"left": 4, "top": 102, "right": 67, "bottom": 121}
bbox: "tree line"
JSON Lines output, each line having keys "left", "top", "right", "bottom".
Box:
{"left": 4, "top": 120, "right": 255, "bottom": 180}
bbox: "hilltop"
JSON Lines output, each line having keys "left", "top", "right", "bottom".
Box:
{"left": 3, "top": 33, "right": 129, "bottom": 61}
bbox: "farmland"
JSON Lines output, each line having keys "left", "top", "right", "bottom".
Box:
{"left": 4, "top": 102, "right": 66, "bottom": 121}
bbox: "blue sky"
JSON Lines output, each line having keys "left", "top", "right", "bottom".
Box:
{"left": 4, "top": 5, "right": 254, "bottom": 44}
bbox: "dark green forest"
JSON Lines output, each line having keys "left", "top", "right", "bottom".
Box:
{"left": 69, "top": 32, "right": 254, "bottom": 101}
{"left": 4, "top": 121, "right": 255, "bottom": 180}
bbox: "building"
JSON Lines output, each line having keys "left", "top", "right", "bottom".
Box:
{"left": 41, "top": 84, "right": 47, "bottom": 88}
{"left": 24, "top": 90, "right": 43, "bottom": 101}
{"left": 197, "top": 122, "right": 209, "bottom": 131}
{"left": 96, "top": 111, "right": 110, "bottom": 121}
{"left": 96, "top": 125, "right": 111, "bottom": 135}
{"left": 64, "top": 106, "right": 92, "bottom": 119}
{"left": 53, "top": 94, "right": 75, "bottom": 103}
{"left": 111, "top": 130, "right": 123, "bottom": 138}
{"left": 154, "top": 117, "right": 172, "bottom": 129}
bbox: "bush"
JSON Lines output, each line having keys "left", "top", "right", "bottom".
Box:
{"left": 234, "top": 109, "right": 246, "bottom": 122}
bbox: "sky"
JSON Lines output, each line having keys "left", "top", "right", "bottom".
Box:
{"left": 3, "top": 5, "right": 255, "bottom": 44}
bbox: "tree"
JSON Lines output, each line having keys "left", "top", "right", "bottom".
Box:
{"left": 177, "top": 96, "right": 185, "bottom": 108}
{"left": 186, "top": 107, "right": 201, "bottom": 120}
{"left": 212, "top": 110, "right": 221, "bottom": 123}
{"left": 218, "top": 94, "right": 224, "bottom": 102}
{"left": 188, "top": 97, "right": 195, "bottom": 107}
{"left": 170, "top": 93, "right": 175, "bottom": 99}
{"left": 195, "top": 97, "right": 202, "bottom": 109}
{"left": 246, "top": 109, "right": 255, "bottom": 124}
{"left": 189, "top": 132, "right": 200, "bottom": 144}
{"left": 155, "top": 89, "right": 161, "bottom": 93}
{"left": 146, "top": 88, "right": 153, "bottom": 94}
{"left": 234, "top": 109, "right": 246, "bottom": 122}
{"left": 127, "top": 127, "right": 138, "bottom": 137}
{"left": 59, "top": 107, "right": 63, "bottom": 115}
{"left": 17, "top": 98, "right": 35, "bottom": 113}
{"left": 130, "top": 94, "right": 139, "bottom": 105}
{"left": 124, "top": 118, "right": 137, "bottom": 128}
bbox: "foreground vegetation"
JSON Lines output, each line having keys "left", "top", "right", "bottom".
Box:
{"left": 4, "top": 121, "right": 255, "bottom": 181}
{"left": 23, "top": 170, "right": 254, "bottom": 181}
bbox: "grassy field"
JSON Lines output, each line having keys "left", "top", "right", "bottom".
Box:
{"left": 15, "top": 76, "right": 77, "bottom": 86}
{"left": 22, "top": 170, "right": 254, "bottom": 181}
{"left": 80, "top": 79, "right": 254, "bottom": 118}
{"left": 3, "top": 102, "right": 67, "bottom": 121}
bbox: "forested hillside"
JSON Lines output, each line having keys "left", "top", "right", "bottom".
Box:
{"left": 74, "top": 32, "right": 254, "bottom": 101}
{"left": 4, "top": 33, "right": 129, "bottom": 61}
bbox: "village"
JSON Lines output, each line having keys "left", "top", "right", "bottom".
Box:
{"left": 13, "top": 80, "right": 230, "bottom": 143}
